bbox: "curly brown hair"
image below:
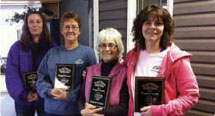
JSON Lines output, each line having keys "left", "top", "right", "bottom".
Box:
{"left": 132, "top": 5, "right": 174, "bottom": 50}
{"left": 20, "top": 11, "right": 52, "bottom": 50}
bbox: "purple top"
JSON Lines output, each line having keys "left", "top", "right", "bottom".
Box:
{"left": 5, "top": 40, "right": 56, "bottom": 107}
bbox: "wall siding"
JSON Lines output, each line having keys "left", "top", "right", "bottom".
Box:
{"left": 174, "top": 0, "right": 215, "bottom": 115}
{"left": 99, "top": 0, "right": 127, "bottom": 53}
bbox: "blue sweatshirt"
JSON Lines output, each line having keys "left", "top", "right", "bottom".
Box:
{"left": 36, "top": 45, "right": 97, "bottom": 115}
{"left": 6, "top": 40, "right": 56, "bottom": 107}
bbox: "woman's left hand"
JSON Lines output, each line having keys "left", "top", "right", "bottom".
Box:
{"left": 140, "top": 106, "right": 151, "bottom": 116}
{"left": 50, "top": 88, "right": 67, "bottom": 100}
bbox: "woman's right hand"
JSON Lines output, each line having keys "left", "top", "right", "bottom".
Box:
{"left": 81, "top": 103, "right": 103, "bottom": 116}
{"left": 82, "top": 69, "right": 87, "bottom": 80}
{"left": 27, "top": 91, "right": 39, "bottom": 102}
{"left": 50, "top": 88, "right": 67, "bottom": 100}
{"left": 140, "top": 106, "right": 151, "bottom": 116}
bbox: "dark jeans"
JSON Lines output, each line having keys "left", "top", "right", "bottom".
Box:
{"left": 45, "top": 112, "right": 81, "bottom": 116}
{"left": 15, "top": 102, "right": 46, "bottom": 116}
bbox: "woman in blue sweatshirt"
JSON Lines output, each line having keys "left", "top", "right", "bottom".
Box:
{"left": 36, "top": 12, "right": 97, "bottom": 116}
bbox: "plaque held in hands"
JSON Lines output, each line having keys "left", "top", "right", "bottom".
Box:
{"left": 135, "top": 77, "right": 165, "bottom": 112}
{"left": 88, "top": 76, "right": 112, "bottom": 109}
{"left": 22, "top": 72, "right": 38, "bottom": 92}
{"left": 54, "top": 64, "right": 76, "bottom": 92}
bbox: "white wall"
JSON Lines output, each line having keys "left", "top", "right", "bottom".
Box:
{"left": 0, "top": 6, "right": 23, "bottom": 57}
{"left": 0, "top": 92, "right": 16, "bottom": 116}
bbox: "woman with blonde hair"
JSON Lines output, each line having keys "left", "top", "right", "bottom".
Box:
{"left": 79, "top": 28, "right": 129, "bottom": 116}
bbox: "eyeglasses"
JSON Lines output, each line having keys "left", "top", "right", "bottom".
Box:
{"left": 99, "top": 43, "right": 117, "bottom": 49}
{"left": 63, "top": 25, "right": 79, "bottom": 31}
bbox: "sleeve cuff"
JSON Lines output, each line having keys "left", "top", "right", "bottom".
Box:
{"left": 22, "top": 91, "right": 28, "bottom": 100}
{"left": 150, "top": 105, "right": 162, "bottom": 116}
{"left": 46, "top": 88, "right": 52, "bottom": 97}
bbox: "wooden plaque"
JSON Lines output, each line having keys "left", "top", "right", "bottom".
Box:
{"left": 54, "top": 64, "right": 76, "bottom": 92}
{"left": 22, "top": 72, "right": 38, "bottom": 92}
{"left": 88, "top": 76, "right": 112, "bottom": 109}
{"left": 135, "top": 77, "right": 165, "bottom": 112}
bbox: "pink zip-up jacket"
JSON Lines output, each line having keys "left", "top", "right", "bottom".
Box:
{"left": 124, "top": 43, "right": 199, "bottom": 116}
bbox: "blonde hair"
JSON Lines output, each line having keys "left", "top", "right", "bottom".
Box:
{"left": 97, "top": 28, "right": 124, "bottom": 59}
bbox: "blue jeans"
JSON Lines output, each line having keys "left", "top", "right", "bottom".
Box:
{"left": 15, "top": 102, "right": 46, "bottom": 116}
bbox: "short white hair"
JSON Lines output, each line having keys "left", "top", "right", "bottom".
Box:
{"left": 97, "top": 28, "right": 124, "bottom": 59}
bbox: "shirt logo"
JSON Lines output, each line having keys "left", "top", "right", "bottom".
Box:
{"left": 151, "top": 66, "right": 161, "bottom": 73}
{"left": 75, "top": 59, "right": 84, "bottom": 64}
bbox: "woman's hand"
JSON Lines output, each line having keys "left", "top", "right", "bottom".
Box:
{"left": 81, "top": 103, "right": 104, "bottom": 116}
{"left": 50, "top": 88, "right": 67, "bottom": 100}
{"left": 118, "top": 58, "right": 124, "bottom": 64}
{"left": 27, "top": 91, "right": 39, "bottom": 102}
{"left": 82, "top": 69, "right": 87, "bottom": 80}
{"left": 140, "top": 106, "right": 151, "bottom": 116}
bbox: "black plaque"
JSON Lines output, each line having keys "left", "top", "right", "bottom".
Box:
{"left": 88, "top": 76, "right": 112, "bottom": 109}
{"left": 22, "top": 72, "right": 37, "bottom": 92}
{"left": 54, "top": 64, "right": 76, "bottom": 92}
{"left": 135, "top": 77, "right": 165, "bottom": 112}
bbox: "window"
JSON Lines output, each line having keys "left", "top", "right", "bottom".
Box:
{"left": 137, "top": 0, "right": 167, "bottom": 13}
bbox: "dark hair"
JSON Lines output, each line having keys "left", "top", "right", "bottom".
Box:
{"left": 132, "top": 5, "right": 174, "bottom": 50}
{"left": 60, "top": 12, "right": 81, "bottom": 30}
{"left": 20, "top": 11, "right": 52, "bottom": 50}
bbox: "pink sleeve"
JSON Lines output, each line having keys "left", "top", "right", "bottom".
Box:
{"left": 150, "top": 58, "right": 199, "bottom": 116}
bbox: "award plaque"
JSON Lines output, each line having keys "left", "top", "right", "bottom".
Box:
{"left": 135, "top": 77, "right": 165, "bottom": 112}
{"left": 54, "top": 64, "right": 76, "bottom": 92}
{"left": 88, "top": 76, "right": 112, "bottom": 109}
{"left": 22, "top": 72, "right": 38, "bottom": 92}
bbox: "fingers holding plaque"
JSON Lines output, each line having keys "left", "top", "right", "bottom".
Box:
{"left": 135, "top": 77, "right": 165, "bottom": 112}
{"left": 22, "top": 72, "right": 38, "bottom": 92}
{"left": 54, "top": 64, "right": 76, "bottom": 92}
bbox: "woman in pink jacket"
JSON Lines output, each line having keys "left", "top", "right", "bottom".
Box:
{"left": 79, "top": 28, "right": 129, "bottom": 116}
{"left": 124, "top": 5, "right": 199, "bottom": 116}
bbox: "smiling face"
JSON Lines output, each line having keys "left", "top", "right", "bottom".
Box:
{"left": 99, "top": 40, "right": 119, "bottom": 63}
{"left": 61, "top": 18, "right": 80, "bottom": 44}
{"left": 27, "top": 14, "right": 43, "bottom": 38}
{"left": 142, "top": 14, "right": 164, "bottom": 46}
